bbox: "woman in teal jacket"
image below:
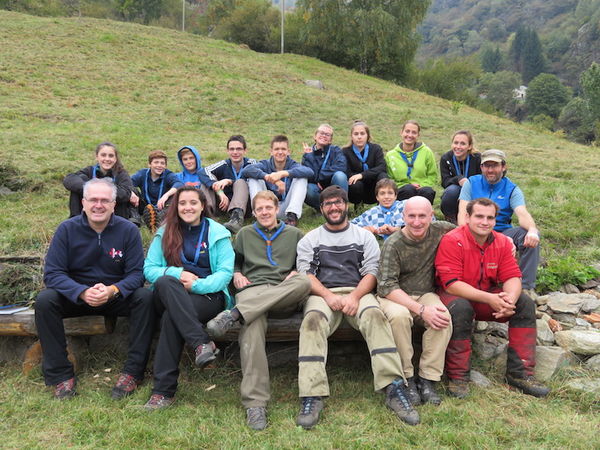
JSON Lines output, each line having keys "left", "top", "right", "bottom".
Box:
{"left": 143, "top": 186, "right": 234, "bottom": 410}
{"left": 385, "top": 120, "right": 438, "bottom": 204}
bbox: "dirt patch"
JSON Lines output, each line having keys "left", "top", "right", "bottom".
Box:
{"left": 0, "top": 163, "right": 27, "bottom": 194}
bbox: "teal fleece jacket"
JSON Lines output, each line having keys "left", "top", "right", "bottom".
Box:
{"left": 385, "top": 142, "right": 438, "bottom": 188}
{"left": 143, "top": 218, "right": 235, "bottom": 308}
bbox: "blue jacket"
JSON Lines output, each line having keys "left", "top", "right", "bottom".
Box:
{"left": 131, "top": 168, "right": 182, "bottom": 206}
{"left": 301, "top": 144, "right": 347, "bottom": 184}
{"left": 176, "top": 146, "right": 212, "bottom": 187}
{"left": 468, "top": 174, "right": 517, "bottom": 232}
{"left": 204, "top": 157, "right": 257, "bottom": 197}
{"left": 144, "top": 218, "right": 235, "bottom": 308}
{"left": 43, "top": 214, "right": 144, "bottom": 304}
{"left": 241, "top": 157, "right": 314, "bottom": 200}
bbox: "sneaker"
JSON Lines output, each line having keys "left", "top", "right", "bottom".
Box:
{"left": 111, "top": 373, "right": 142, "bottom": 400}
{"left": 144, "top": 393, "right": 175, "bottom": 411}
{"left": 206, "top": 310, "right": 237, "bottom": 339}
{"left": 405, "top": 376, "right": 421, "bottom": 406}
{"left": 447, "top": 379, "right": 469, "bottom": 399}
{"left": 385, "top": 379, "right": 420, "bottom": 426}
{"left": 506, "top": 374, "right": 550, "bottom": 398}
{"left": 224, "top": 208, "right": 244, "bottom": 234}
{"left": 417, "top": 378, "right": 442, "bottom": 406}
{"left": 54, "top": 377, "right": 76, "bottom": 400}
{"left": 296, "top": 396, "right": 324, "bottom": 429}
{"left": 285, "top": 212, "right": 299, "bottom": 227}
{"left": 194, "top": 341, "right": 220, "bottom": 369}
{"left": 246, "top": 406, "right": 268, "bottom": 431}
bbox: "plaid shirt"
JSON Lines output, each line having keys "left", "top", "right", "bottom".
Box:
{"left": 351, "top": 200, "right": 406, "bottom": 233}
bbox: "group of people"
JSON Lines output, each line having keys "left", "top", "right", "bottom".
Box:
{"left": 35, "top": 121, "right": 548, "bottom": 431}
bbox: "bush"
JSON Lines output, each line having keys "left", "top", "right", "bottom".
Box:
{"left": 537, "top": 256, "right": 600, "bottom": 293}
{"left": 0, "top": 263, "right": 43, "bottom": 306}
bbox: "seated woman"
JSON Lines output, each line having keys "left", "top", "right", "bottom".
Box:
{"left": 439, "top": 130, "right": 481, "bottom": 223}
{"left": 142, "top": 186, "right": 234, "bottom": 410}
{"left": 384, "top": 120, "right": 438, "bottom": 204}
{"left": 342, "top": 120, "right": 388, "bottom": 205}
{"left": 63, "top": 142, "right": 134, "bottom": 219}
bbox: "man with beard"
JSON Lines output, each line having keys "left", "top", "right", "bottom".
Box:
{"left": 295, "top": 186, "right": 419, "bottom": 429}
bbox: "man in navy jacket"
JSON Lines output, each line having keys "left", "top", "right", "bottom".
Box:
{"left": 35, "top": 178, "right": 155, "bottom": 400}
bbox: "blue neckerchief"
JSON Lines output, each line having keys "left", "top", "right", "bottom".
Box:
{"left": 398, "top": 150, "right": 419, "bottom": 179}
{"left": 144, "top": 169, "right": 165, "bottom": 206}
{"left": 92, "top": 164, "right": 115, "bottom": 181}
{"left": 380, "top": 202, "right": 397, "bottom": 226}
{"left": 452, "top": 154, "right": 470, "bottom": 178}
{"left": 230, "top": 159, "right": 243, "bottom": 180}
{"left": 352, "top": 144, "right": 369, "bottom": 172}
{"left": 253, "top": 222, "right": 285, "bottom": 266}
{"left": 180, "top": 219, "right": 208, "bottom": 266}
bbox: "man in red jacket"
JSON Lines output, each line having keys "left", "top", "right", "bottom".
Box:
{"left": 435, "top": 198, "right": 549, "bottom": 399}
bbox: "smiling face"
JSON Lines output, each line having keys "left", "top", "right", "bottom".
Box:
{"left": 181, "top": 151, "right": 197, "bottom": 172}
{"left": 321, "top": 196, "right": 348, "bottom": 227}
{"left": 351, "top": 125, "right": 369, "bottom": 149}
{"left": 314, "top": 125, "right": 333, "bottom": 148}
{"left": 82, "top": 182, "right": 115, "bottom": 230}
{"left": 270, "top": 140, "right": 290, "bottom": 165}
{"left": 466, "top": 203, "right": 497, "bottom": 243}
{"left": 402, "top": 196, "right": 433, "bottom": 241}
{"left": 227, "top": 140, "right": 247, "bottom": 165}
{"left": 177, "top": 190, "right": 204, "bottom": 226}
{"left": 149, "top": 157, "right": 167, "bottom": 177}
{"left": 451, "top": 132, "right": 472, "bottom": 161}
{"left": 481, "top": 161, "right": 505, "bottom": 184}
{"left": 376, "top": 187, "right": 396, "bottom": 209}
{"left": 253, "top": 197, "right": 279, "bottom": 229}
{"left": 95, "top": 145, "right": 117, "bottom": 172}
{"left": 401, "top": 123, "right": 420, "bottom": 147}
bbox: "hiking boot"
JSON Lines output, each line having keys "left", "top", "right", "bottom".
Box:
{"left": 54, "top": 377, "right": 76, "bottom": 400}
{"left": 385, "top": 378, "right": 420, "bottom": 426}
{"left": 418, "top": 378, "right": 442, "bottom": 406}
{"left": 129, "top": 207, "right": 142, "bottom": 227}
{"left": 405, "top": 377, "right": 421, "bottom": 406}
{"left": 111, "top": 373, "right": 142, "bottom": 400}
{"left": 246, "top": 407, "right": 268, "bottom": 431}
{"left": 144, "top": 394, "right": 175, "bottom": 411}
{"left": 206, "top": 310, "right": 237, "bottom": 339}
{"left": 506, "top": 374, "right": 550, "bottom": 398}
{"left": 285, "top": 212, "right": 299, "bottom": 227}
{"left": 194, "top": 341, "right": 220, "bottom": 369}
{"left": 296, "top": 396, "right": 324, "bottom": 429}
{"left": 224, "top": 208, "right": 244, "bottom": 234}
{"left": 447, "top": 379, "right": 469, "bottom": 399}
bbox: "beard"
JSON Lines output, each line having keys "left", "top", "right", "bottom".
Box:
{"left": 324, "top": 208, "right": 348, "bottom": 226}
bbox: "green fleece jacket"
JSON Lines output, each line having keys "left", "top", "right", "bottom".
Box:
{"left": 385, "top": 142, "right": 438, "bottom": 188}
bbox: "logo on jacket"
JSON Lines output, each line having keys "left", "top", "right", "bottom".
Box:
{"left": 487, "top": 263, "right": 498, "bottom": 270}
{"left": 109, "top": 248, "right": 124, "bottom": 259}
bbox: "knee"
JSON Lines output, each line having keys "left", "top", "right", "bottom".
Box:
{"left": 514, "top": 294, "right": 536, "bottom": 318}
{"left": 130, "top": 287, "right": 154, "bottom": 306}
{"left": 447, "top": 298, "right": 473, "bottom": 327}
{"left": 35, "top": 289, "right": 60, "bottom": 313}
{"left": 359, "top": 305, "right": 387, "bottom": 326}
{"left": 300, "top": 310, "right": 328, "bottom": 335}
{"left": 385, "top": 306, "right": 412, "bottom": 329}
{"left": 155, "top": 275, "right": 179, "bottom": 291}
{"left": 331, "top": 171, "right": 348, "bottom": 186}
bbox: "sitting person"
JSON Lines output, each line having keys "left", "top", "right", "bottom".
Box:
{"left": 242, "top": 135, "right": 313, "bottom": 227}
{"left": 130, "top": 150, "right": 182, "bottom": 233}
{"left": 351, "top": 178, "right": 406, "bottom": 240}
{"left": 301, "top": 123, "right": 348, "bottom": 209}
{"left": 142, "top": 186, "right": 234, "bottom": 410}
{"left": 175, "top": 145, "right": 216, "bottom": 216}
{"left": 435, "top": 198, "right": 549, "bottom": 399}
{"left": 63, "top": 142, "right": 134, "bottom": 220}
{"left": 439, "top": 130, "right": 481, "bottom": 223}
{"left": 342, "top": 120, "right": 388, "bottom": 205}
{"left": 204, "top": 135, "right": 256, "bottom": 234}
{"left": 385, "top": 120, "right": 438, "bottom": 204}
{"left": 35, "top": 178, "right": 155, "bottom": 400}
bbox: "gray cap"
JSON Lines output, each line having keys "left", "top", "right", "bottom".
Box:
{"left": 481, "top": 149, "right": 506, "bottom": 164}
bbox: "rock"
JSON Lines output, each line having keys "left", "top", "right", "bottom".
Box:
{"left": 540, "top": 313, "right": 552, "bottom": 322}
{"left": 586, "top": 354, "right": 600, "bottom": 371}
{"left": 536, "top": 319, "right": 555, "bottom": 346}
{"left": 469, "top": 369, "right": 491, "bottom": 387}
{"left": 564, "top": 378, "right": 600, "bottom": 394}
{"left": 0, "top": 186, "right": 14, "bottom": 196}
{"left": 581, "top": 295, "right": 600, "bottom": 313}
{"left": 561, "top": 284, "right": 580, "bottom": 294}
{"left": 580, "top": 279, "right": 600, "bottom": 290}
{"left": 547, "top": 293, "right": 597, "bottom": 314}
{"left": 555, "top": 329, "right": 600, "bottom": 355}
{"left": 304, "top": 80, "right": 324, "bottom": 89}
{"left": 583, "top": 289, "right": 600, "bottom": 300}
{"left": 595, "top": 323, "right": 600, "bottom": 329}
{"left": 552, "top": 313, "right": 576, "bottom": 328}
{"left": 537, "top": 304, "right": 548, "bottom": 312}
{"left": 473, "top": 334, "right": 507, "bottom": 360}
{"left": 535, "top": 346, "right": 577, "bottom": 381}
{"left": 574, "top": 318, "right": 592, "bottom": 329}
{"left": 535, "top": 295, "right": 549, "bottom": 306}
{"left": 475, "top": 321, "right": 488, "bottom": 332}
{"left": 487, "top": 322, "right": 508, "bottom": 339}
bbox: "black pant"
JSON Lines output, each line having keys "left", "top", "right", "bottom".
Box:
{"left": 35, "top": 287, "right": 155, "bottom": 385}
{"left": 152, "top": 276, "right": 224, "bottom": 397}
{"left": 348, "top": 173, "right": 389, "bottom": 205}
{"left": 396, "top": 184, "right": 436, "bottom": 204}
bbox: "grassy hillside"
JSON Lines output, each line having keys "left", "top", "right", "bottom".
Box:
{"left": 1, "top": 10, "right": 599, "bottom": 263}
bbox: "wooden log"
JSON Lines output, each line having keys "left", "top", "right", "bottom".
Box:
{"left": 0, "top": 309, "right": 116, "bottom": 336}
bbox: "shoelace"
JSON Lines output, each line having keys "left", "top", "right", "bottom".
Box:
{"left": 248, "top": 407, "right": 265, "bottom": 421}
{"left": 56, "top": 379, "right": 73, "bottom": 391}
{"left": 149, "top": 394, "right": 166, "bottom": 406}
{"left": 301, "top": 397, "right": 318, "bottom": 415}
{"left": 390, "top": 381, "right": 412, "bottom": 410}
{"left": 116, "top": 374, "right": 136, "bottom": 388}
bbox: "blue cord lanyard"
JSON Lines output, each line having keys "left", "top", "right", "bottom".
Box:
{"left": 144, "top": 169, "right": 164, "bottom": 205}
{"left": 352, "top": 144, "right": 369, "bottom": 172}
{"left": 399, "top": 150, "right": 419, "bottom": 180}
{"left": 92, "top": 164, "right": 115, "bottom": 181}
{"left": 231, "top": 160, "right": 243, "bottom": 180}
{"left": 253, "top": 222, "right": 285, "bottom": 266}
{"left": 452, "top": 154, "right": 470, "bottom": 178}
{"left": 315, "top": 145, "right": 331, "bottom": 174}
{"left": 180, "top": 220, "right": 208, "bottom": 266}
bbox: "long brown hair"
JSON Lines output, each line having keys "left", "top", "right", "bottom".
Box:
{"left": 346, "top": 120, "right": 372, "bottom": 148}
{"left": 95, "top": 142, "right": 125, "bottom": 173}
{"left": 451, "top": 130, "right": 478, "bottom": 154}
{"left": 161, "top": 186, "right": 208, "bottom": 266}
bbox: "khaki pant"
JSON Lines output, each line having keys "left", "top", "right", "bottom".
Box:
{"left": 298, "top": 288, "right": 404, "bottom": 397}
{"left": 379, "top": 293, "right": 452, "bottom": 381}
{"left": 228, "top": 179, "right": 250, "bottom": 214}
{"left": 238, "top": 274, "right": 311, "bottom": 408}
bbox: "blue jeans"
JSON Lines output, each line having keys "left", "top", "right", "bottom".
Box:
{"left": 305, "top": 171, "right": 349, "bottom": 209}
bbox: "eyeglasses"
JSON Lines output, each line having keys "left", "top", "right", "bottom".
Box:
{"left": 317, "top": 131, "right": 332, "bottom": 137}
{"left": 228, "top": 147, "right": 244, "bottom": 151}
{"left": 321, "top": 199, "right": 345, "bottom": 208}
{"left": 84, "top": 197, "right": 114, "bottom": 205}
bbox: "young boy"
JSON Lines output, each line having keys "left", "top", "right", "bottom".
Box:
{"left": 351, "top": 178, "right": 406, "bottom": 240}
{"left": 130, "top": 150, "right": 183, "bottom": 233}
{"left": 175, "top": 145, "right": 215, "bottom": 215}
{"left": 204, "top": 135, "right": 256, "bottom": 234}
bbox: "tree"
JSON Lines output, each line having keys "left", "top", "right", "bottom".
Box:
{"left": 522, "top": 29, "right": 546, "bottom": 83}
{"left": 580, "top": 61, "right": 600, "bottom": 120}
{"left": 478, "top": 71, "right": 521, "bottom": 115}
{"left": 526, "top": 73, "right": 570, "bottom": 119}
{"left": 481, "top": 46, "right": 502, "bottom": 73}
{"left": 509, "top": 26, "right": 528, "bottom": 74}
{"left": 412, "top": 57, "right": 480, "bottom": 103}
{"left": 557, "top": 97, "right": 595, "bottom": 143}
{"left": 117, "top": 0, "right": 164, "bottom": 24}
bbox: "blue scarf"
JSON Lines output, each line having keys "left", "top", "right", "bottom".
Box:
{"left": 398, "top": 150, "right": 419, "bottom": 180}
{"left": 253, "top": 222, "right": 286, "bottom": 266}
{"left": 352, "top": 144, "right": 369, "bottom": 172}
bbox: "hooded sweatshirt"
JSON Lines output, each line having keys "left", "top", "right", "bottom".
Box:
{"left": 176, "top": 146, "right": 212, "bottom": 187}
